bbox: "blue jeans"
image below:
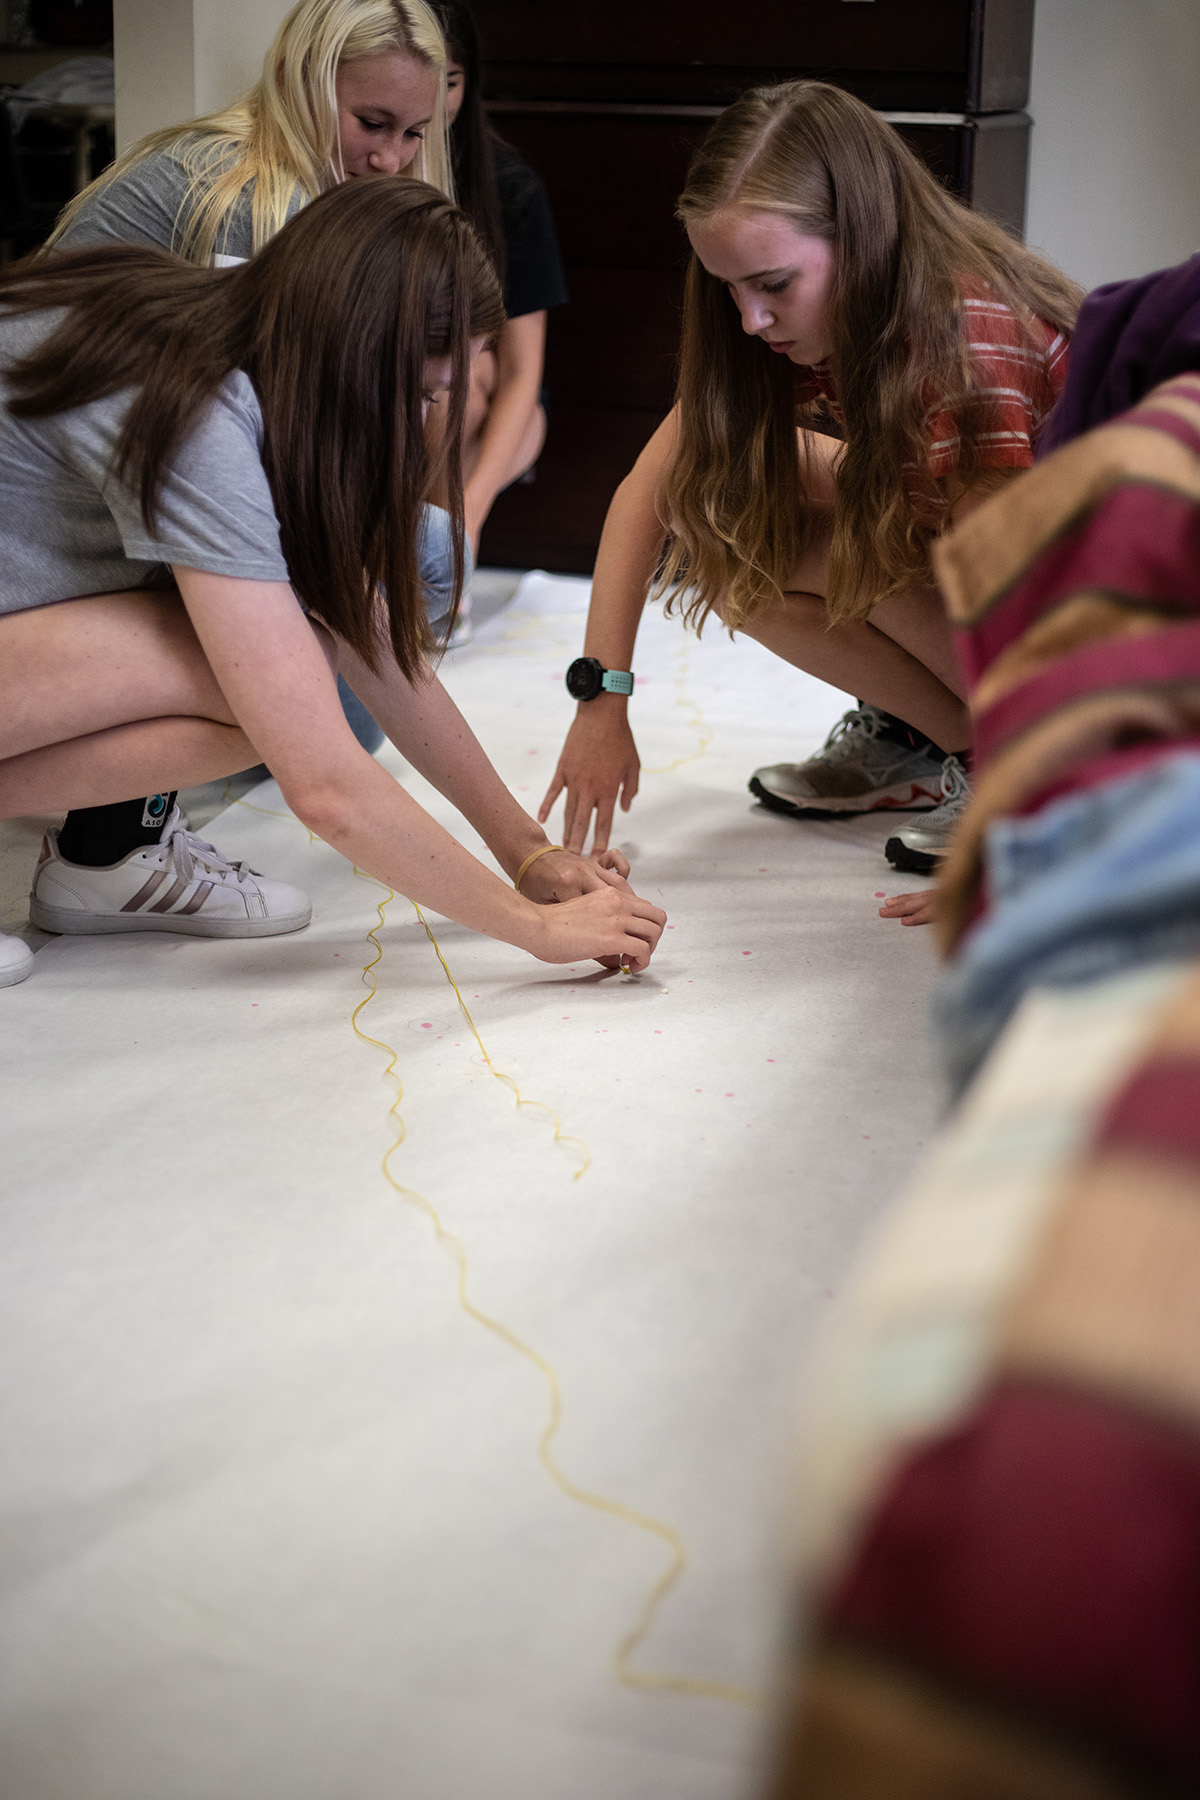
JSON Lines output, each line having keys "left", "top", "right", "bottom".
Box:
{"left": 337, "top": 505, "right": 472, "bottom": 753}
{"left": 934, "top": 751, "right": 1200, "bottom": 1097}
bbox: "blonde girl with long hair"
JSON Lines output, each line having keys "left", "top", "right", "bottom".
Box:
{"left": 52, "top": 0, "right": 452, "bottom": 264}
{"left": 27, "top": 0, "right": 463, "bottom": 934}
{"left": 540, "top": 82, "right": 1081, "bottom": 918}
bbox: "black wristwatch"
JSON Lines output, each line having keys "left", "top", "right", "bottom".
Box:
{"left": 565, "top": 656, "right": 634, "bottom": 701}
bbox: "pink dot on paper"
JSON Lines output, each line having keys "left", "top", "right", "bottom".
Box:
{"left": 654, "top": 1029, "right": 662, "bottom": 1034}
{"left": 875, "top": 891, "right": 886, "bottom": 898}
{"left": 251, "top": 1003, "right": 258, "bottom": 1008}
{"left": 742, "top": 950, "right": 752, "bottom": 956}
{"left": 767, "top": 1058, "right": 775, "bottom": 1063}
{"left": 758, "top": 867, "right": 767, "bottom": 872}
{"left": 725, "top": 1092, "right": 734, "bottom": 1097}
{"left": 695, "top": 1088, "right": 702, "bottom": 1093}
{"left": 420, "top": 1022, "right": 432, "bottom": 1030}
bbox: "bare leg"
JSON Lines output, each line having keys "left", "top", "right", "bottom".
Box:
{"left": 0, "top": 589, "right": 240, "bottom": 760}
{"left": 427, "top": 348, "right": 547, "bottom": 507}
{"left": 0, "top": 716, "right": 257, "bottom": 816}
{"left": 727, "top": 431, "right": 971, "bottom": 750}
{"left": 735, "top": 590, "right": 970, "bottom": 751}
{"left": 0, "top": 589, "right": 334, "bottom": 817}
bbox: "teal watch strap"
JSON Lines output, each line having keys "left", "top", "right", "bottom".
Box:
{"left": 600, "top": 669, "right": 634, "bottom": 696}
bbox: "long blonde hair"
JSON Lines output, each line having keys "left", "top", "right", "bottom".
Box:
{"left": 50, "top": 0, "right": 452, "bottom": 265}
{"left": 657, "top": 81, "right": 1082, "bottom": 630}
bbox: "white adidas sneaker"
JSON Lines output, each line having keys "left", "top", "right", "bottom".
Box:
{"left": 0, "top": 932, "right": 33, "bottom": 985}
{"left": 30, "top": 806, "right": 311, "bottom": 939}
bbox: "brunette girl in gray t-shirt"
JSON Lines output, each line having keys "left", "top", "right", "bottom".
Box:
{"left": 0, "top": 181, "right": 665, "bottom": 989}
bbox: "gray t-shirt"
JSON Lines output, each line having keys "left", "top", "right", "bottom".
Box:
{"left": 0, "top": 307, "right": 291, "bottom": 614}
{"left": 55, "top": 139, "right": 305, "bottom": 263}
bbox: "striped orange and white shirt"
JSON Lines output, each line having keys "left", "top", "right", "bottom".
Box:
{"left": 795, "top": 288, "right": 1071, "bottom": 482}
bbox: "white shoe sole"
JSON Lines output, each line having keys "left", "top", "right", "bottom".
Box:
{"left": 29, "top": 898, "right": 312, "bottom": 939}
{"left": 0, "top": 949, "right": 33, "bottom": 985}
{"left": 752, "top": 776, "right": 942, "bottom": 816}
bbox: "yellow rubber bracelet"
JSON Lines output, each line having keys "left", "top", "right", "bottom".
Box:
{"left": 514, "top": 843, "right": 563, "bottom": 893}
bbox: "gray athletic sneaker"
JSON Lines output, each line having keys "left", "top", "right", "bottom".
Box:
{"left": 749, "top": 706, "right": 945, "bottom": 817}
{"left": 885, "top": 753, "right": 971, "bottom": 873}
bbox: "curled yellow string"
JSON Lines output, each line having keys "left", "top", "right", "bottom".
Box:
{"left": 226, "top": 790, "right": 761, "bottom": 1704}
{"left": 350, "top": 873, "right": 762, "bottom": 1710}
{"left": 232, "top": 790, "right": 587, "bottom": 1176}
{"left": 409, "top": 901, "right": 590, "bottom": 1181}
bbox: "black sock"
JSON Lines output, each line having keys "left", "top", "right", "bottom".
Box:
{"left": 871, "top": 708, "right": 949, "bottom": 762}
{"left": 57, "top": 793, "right": 177, "bottom": 867}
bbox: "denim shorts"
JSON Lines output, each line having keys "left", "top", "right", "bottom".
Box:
{"left": 934, "top": 751, "right": 1200, "bottom": 1097}
{"left": 337, "top": 504, "right": 474, "bottom": 753}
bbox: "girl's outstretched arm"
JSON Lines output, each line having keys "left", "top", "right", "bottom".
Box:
{"left": 175, "top": 566, "right": 666, "bottom": 969}
{"left": 539, "top": 408, "right": 680, "bottom": 854}
{"left": 338, "top": 637, "right": 632, "bottom": 905}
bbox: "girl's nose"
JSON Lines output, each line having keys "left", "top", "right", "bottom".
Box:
{"left": 738, "top": 291, "right": 772, "bottom": 334}
{"left": 370, "top": 143, "right": 403, "bottom": 176}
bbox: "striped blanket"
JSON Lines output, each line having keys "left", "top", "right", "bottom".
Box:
{"left": 935, "top": 372, "right": 1200, "bottom": 953}
{"left": 767, "top": 372, "right": 1200, "bottom": 1797}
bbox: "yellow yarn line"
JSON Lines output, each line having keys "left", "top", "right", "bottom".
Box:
{"left": 350, "top": 873, "right": 762, "bottom": 1710}
{"left": 229, "top": 788, "right": 588, "bottom": 1171}
{"left": 224, "top": 788, "right": 761, "bottom": 1705}
{"left": 643, "top": 636, "right": 715, "bottom": 776}
{"left": 408, "top": 899, "right": 590, "bottom": 1181}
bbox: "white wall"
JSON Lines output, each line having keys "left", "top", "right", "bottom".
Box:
{"left": 113, "top": 0, "right": 293, "bottom": 154}
{"left": 1026, "top": 0, "right": 1200, "bottom": 292}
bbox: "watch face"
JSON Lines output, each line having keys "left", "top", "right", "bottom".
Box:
{"left": 565, "top": 656, "right": 603, "bottom": 700}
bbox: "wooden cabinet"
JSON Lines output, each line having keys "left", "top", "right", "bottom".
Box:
{"left": 476, "top": 0, "right": 1035, "bottom": 573}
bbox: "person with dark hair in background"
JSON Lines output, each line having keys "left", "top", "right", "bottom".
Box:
{"left": 430, "top": 0, "right": 567, "bottom": 555}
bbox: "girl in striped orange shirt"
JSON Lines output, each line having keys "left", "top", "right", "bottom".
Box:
{"left": 540, "top": 81, "right": 1079, "bottom": 909}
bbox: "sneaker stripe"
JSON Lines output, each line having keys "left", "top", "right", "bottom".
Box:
{"left": 178, "top": 882, "right": 214, "bottom": 916}
{"left": 120, "top": 870, "right": 170, "bottom": 912}
{"left": 149, "top": 875, "right": 194, "bottom": 914}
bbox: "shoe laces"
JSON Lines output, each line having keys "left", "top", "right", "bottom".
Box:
{"left": 160, "top": 817, "right": 254, "bottom": 888}
{"left": 819, "top": 705, "right": 885, "bottom": 762}
{"left": 938, "top": 753, "right": 971, "bottom": 807}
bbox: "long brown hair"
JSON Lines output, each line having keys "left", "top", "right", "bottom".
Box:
{"left": 658, "top": 81, "right": 1083, "bottom": 630}
{"left": 2, "top": 179, "right": 504, "bottom": 677}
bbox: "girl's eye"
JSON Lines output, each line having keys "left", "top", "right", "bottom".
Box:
{"left": 357, "top": 116, "right": 385, "bottom": 133}
{"left": 761, "top": 277, "right": 790, "bottom": 294}
{"left": 406, "top": 128, "right": 425, "bottom": 140}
